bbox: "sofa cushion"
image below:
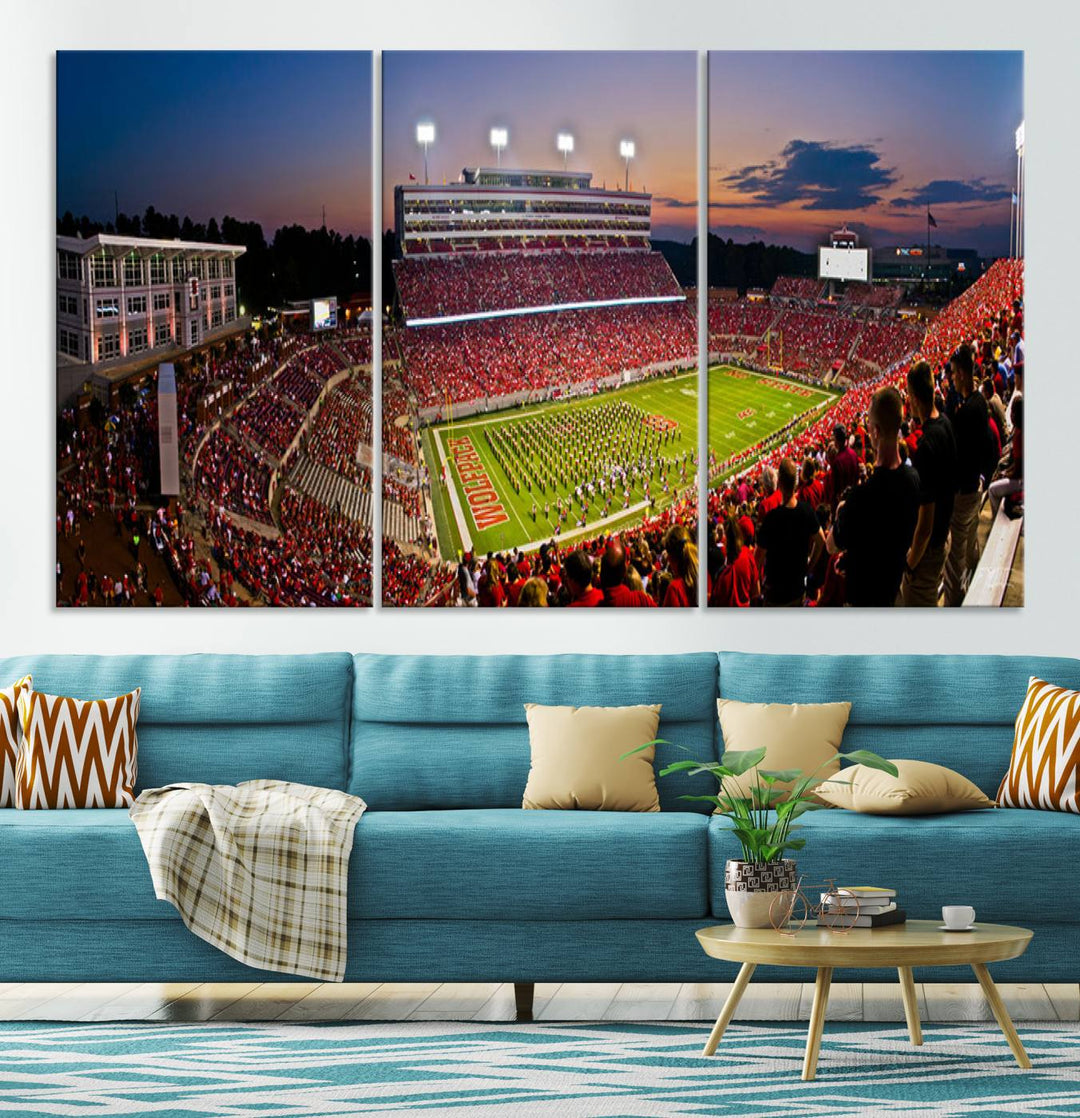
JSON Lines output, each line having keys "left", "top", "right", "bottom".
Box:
{"left": 707, "top": 808, "right": 1080, "bottom": 923}
{"left": 0, "top": 654, "right": 353, "bottom": 792}
{"left": 1, "top": 806, "right": 709, "bottom": 924}
{"left": 0, "top": 809, "right": 165, "bottom": 920}
{"left": 349, "top": 809, "right": 709, "bottom": 920}
{"left": 351, "top": 654, "right": 718, "bottom": 812}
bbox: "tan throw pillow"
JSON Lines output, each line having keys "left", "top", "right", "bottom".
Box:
{"left": 716, "top": 698, "right": 851, "bottom": 803}
{"left": 0, "top": 675, "right": 32, "bottom": 808}
{"left": 997, "top": 677, "right": 1080, "bottom": 813}
{"left": 16, "top": 687, "right": 141, "bottom": 809}
{"left": 522, "top": 703, "right": 662, "bottom": 811}
{"left": 816, "top": 759, "right": 994, "bottom": 814}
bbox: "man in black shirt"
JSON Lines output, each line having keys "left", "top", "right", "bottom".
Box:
{"left": 756, "top": 457, "right": 824, "bottom": 606}
{"left": 943, "top": 344, "right": 991, "bottom": 605}
{"left": 828, "top": 386, "right": 921, "bottom": 606}
{"left": 902, "top": 361, "right": 958, "bottom": 606}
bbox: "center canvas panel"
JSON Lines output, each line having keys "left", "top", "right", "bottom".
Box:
{"left": 381, "top": 51, "right": 699, "bottom": 608}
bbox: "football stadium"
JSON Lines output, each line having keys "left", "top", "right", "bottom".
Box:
{"left": 707, "top": 255, "right": 1025, "bottom": 608}
{"left": 381, "top": 160, "right": 703, "bottom": 607}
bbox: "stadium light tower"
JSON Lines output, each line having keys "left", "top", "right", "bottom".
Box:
{"left": 490, "top": 127, "right": 508, "bottom": 168}
{"left": 619, "top": 139, "right": 636, "bottom": 192}
{"left": 416, "top": 121, "right": 436, "bottom": 185}
{"left": 557, "top": 132, "right": 574, "bottom": 172}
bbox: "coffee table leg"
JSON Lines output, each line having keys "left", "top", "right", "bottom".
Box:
{"left": 972, "top": 963, "right": 1031, "bottom": 1069}
{"left": 801, "top": 966, "right": 833, "bottom": 1081}
{"left": 702, "top": 961, "right": 756, "bottom": 1056}
{"left": 898, "top": 966, "right": 923, "bottom": 1046}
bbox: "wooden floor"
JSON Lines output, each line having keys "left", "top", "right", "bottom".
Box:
{"left": 0, "top": 982, "right": 1076, "bottom": 1024}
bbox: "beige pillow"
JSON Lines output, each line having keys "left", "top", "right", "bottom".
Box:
{"left": 817, "top": 759, "right": 994, "bottom": 815}
{"left": 716, "top": 698, "right": 851, "bottom": 803}
{"left": 522, "top": 703, "right": 662, "bottom": 811}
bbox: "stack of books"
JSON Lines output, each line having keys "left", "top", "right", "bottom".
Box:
{"left": 817, "top": 886, "right": 906, "bottom": 929}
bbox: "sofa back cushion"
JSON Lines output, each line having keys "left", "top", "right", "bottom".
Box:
{"left": 0, "top": 654, "right": 352, "bottom": 793}
{"left": 718, "top": 653, "right": 1080, "bottom": 798}
{"left": 350, "top": 653, "right": 718, "bottom": 811}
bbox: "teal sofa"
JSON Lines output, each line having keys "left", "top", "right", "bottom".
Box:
{"left": 0, "top": 651, "right": 1075, "bottom": 1016}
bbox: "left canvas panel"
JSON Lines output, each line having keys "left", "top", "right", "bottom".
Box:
{"left": 56, "top": 51, "right": 375, "bottom": 607}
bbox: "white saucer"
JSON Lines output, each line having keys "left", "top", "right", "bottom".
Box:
{"left": 938, "top": 924, "right": 976, "bottom": 932}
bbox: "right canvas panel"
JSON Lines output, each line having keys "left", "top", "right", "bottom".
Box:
{"left": 707, "top": 52, "right": 1024, "bottom": 608}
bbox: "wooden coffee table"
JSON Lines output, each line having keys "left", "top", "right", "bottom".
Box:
{"left": 696, "top": 920, "right": 1033, "bottom": 1080}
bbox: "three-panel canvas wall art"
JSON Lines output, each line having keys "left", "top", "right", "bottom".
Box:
{"left": 55, "top": 50, "right": 1024, "bottom": 610}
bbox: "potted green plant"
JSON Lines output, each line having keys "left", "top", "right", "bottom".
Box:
{"left": 625, "top": 743, "right": 898, "bottom": 928}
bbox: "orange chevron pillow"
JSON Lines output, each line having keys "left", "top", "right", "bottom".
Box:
{"left": 15, "top": 687, "right": 140, "bottom": 809}
{"left": 997, "top": 677, "right": 1080, "bottom": 814}
{"left": 1, "top": 675, "right": 32, "bottom": 807}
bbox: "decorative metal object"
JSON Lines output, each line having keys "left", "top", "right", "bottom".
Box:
{"left": 770, "top": 877, "right": 861, "bottom": 936}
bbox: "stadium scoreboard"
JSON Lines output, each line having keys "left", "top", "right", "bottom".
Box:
{"left": 311, "top": 297, "right": 338, "bottom": 331}
{"left": 818, "top": 246, "right": 872, "bottom": 283}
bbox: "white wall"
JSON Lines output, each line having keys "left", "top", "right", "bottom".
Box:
{"left": 2, "top": 1, "right": 1076, "bottom": 659}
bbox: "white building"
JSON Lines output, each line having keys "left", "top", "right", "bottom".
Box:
{"left": 56, "top": 234, "right": 247, "bottom": 398}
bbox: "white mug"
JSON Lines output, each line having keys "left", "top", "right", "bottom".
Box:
{"left": 942, "top": 905, "right": 976, "bottom": 929}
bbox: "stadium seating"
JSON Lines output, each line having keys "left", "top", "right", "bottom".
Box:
{"left": 57, "top": 327, "right": 376, "bottom": 609}
{"left": 707, "top": 258, "right": 1025, "bottom": 608}
{"left": 394, "top": 249, "right": 681, "bottom": 321}
{"left": 304, "top": 376, "right": 372, "bottom": 485}
{"left": 841, "top": 283, "right": 903, "bottom": 309}
{"left": 770, "top": 275, "right": 824, "bottom": 301}
{"left": 396, "top": 302, "right": 696, "bottom": 409}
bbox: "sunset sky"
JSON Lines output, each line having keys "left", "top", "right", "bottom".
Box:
{"left": 382, "top": 52, "right": 698, "bottom": 242}
{"left": 55, "top": 51, "right": 1022, "bottom": 257}
{"left": 709, "top": 51, "right": 1023, "bottom": 256}
{"left": 57, "top": 52, "right": 372, "bottom": 238}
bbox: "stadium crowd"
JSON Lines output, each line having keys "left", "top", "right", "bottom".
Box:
{"left": 394, "top": 249, "right": 680, "bottom": 320}
{"left": 58, "top": 326, "right": 377, "bottom": 608}
{"left": 706, "top": 258, "right": 1024, "bottom": 608}
{"left": 397, "top": 302, "right": 696, "bottom": 409}
{"left": 304, "top": 376, "right": 372, "bottom": 487}
{"left": 442, "top": 502, "right": 700, "bottom": 609}
{"left": 770, "top": 276, "right": 824, "bottom": 301}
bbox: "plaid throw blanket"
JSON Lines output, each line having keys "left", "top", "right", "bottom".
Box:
{"left": 130, "top": 780, "right": 366, "bottom": 982}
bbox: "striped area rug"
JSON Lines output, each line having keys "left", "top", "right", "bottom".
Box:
{"left": 1, "top": 1019, "right": 1078, "bottom": 1116}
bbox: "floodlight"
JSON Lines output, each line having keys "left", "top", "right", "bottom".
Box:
{"left": 557, "top": 132, "right": 574, "bottom": 171}
{"left": 620, "top": 138, "right": 636, "bottom": 191}
{"left": 490, "top": 127, "right": 508, "bottom": 167}
{"left": 416, "top": 122, "right": 436, "bottom": 184}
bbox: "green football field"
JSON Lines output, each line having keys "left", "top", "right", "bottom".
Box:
{"left": 423, "top": 366, "right": 839, "bottom": 557}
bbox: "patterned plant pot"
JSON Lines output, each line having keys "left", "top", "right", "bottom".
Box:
{"left": 724, "top": 858, "right": 798, "bottom": 929}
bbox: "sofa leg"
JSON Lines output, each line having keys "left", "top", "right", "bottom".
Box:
{"left": 514, "top": 982, "right": 535, "bottom": 1022}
